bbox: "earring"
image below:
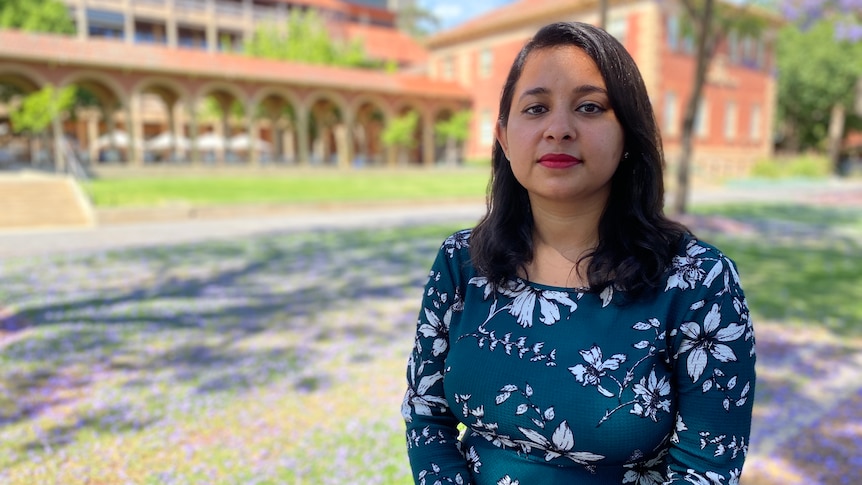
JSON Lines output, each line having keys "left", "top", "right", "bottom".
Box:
{"left": 623, "top": 151, "right": 630, "bottom": 160}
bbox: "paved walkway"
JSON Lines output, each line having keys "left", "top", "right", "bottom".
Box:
{"left": 2, "top": 178, "right": 862, "bottom": 259}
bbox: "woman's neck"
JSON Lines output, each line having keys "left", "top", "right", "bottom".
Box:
{"left": 522, "top": 196, "right": 605, "bottom": 288}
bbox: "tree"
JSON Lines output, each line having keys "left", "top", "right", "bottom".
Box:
{"left": 396, "top": 2, "right": 441, "bottom": 38}
{"left": 382, "top": 111, "right": 419, "bottom": 165}
{"left": 434, "top": 110, "right": 470, "bottom": 165}
{"left": 0, "top": 0, "right": 75, "bottom": 33}
{"left": 671, "top": 0, "right": 767, "bottom": 215}
{"left": 9, "top": 84, "right": 75, "bottom": 135}
{"left": 244, "top": 9, "right": 377, "bottom": 68}
{"left": 777, "top": 21, "right": 862, "bottom": 152}
{"left": 777, "top": 0, "right": 862, "bottom": 169}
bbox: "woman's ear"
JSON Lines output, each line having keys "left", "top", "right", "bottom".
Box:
{"left": 494, "top": 121, "right": 509, "bottom": 160}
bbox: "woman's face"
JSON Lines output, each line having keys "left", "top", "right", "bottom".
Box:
{"left": 496, "top": 45, "right": 624, "bottom": 207}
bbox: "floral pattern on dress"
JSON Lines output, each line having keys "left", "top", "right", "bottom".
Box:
{"left": 404, "top": 231, "right": 756, "bottom": 484}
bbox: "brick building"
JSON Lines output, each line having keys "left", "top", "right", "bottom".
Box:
{"left": 424, "top": 0, "right": 782, "bottom": 181}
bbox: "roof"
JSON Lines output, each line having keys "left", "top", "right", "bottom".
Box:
{"left": 425, "top": 0, "right": 583, "bottom": 48}
{"left": 0, "top": 30, "right": 465, "bottom": 101}
{"left": 342, "top": 23, "right": 429, "bottom": 65}
{"left": 425, "top": 0, "right": 785, "bottom": 48}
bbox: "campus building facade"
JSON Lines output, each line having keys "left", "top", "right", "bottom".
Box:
{"left": 0, "top": 0, "right": 781, "bottom": 180}
{"left": 424, "top": 0, "right": 782, "bottom": 182}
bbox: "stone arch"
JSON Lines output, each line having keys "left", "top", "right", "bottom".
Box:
{"left": 391, "top": 101, "right": 426, "bottom": 166}
{"left": 350, "top": 95, "right": 390, "bottom": 167}
{"left": 251, "top": 87, "right": 302, "bottom": 164}
{"left": 195, "top": 82, "right": 249, "bottom": 164}
{"left": 305, "top": 91, "right": 349, "bottom": 167}
{"left": 59, "top": 72, "right": 128, "bottom": 164}
{"left": 432, "top": 104, "right": 467, "bottom": 166}
{"left": 0, "top": 67, "right": 49, "bottom": 166}
{"left": 134, "top": 77, "right": 191, "bottom": 163}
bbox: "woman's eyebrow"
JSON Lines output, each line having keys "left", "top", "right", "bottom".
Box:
{"left": 517, "top": 84, "right": 608, "bottom": 102}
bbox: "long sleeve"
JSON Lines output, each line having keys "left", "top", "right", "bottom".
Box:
{"left": 663, "top": 250, "right": 756, "bottom": 484}
{"left": 402, "top": 231, "right": 473, "bottom": 485}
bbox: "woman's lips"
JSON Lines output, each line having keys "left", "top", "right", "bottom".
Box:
{"left": 538, "top": 153, "right": 582, "bottom": 168}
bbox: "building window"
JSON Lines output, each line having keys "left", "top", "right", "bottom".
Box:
{"left": 479, "top": 48, "right": 493, "bottom": 78}
{"left": 695, "top": 99, "right": 709, "bottom": 138}
{"left": 750, "top": 103, "right": 761, "bottom": 141}
{"left": 724, "top": 101, "right": 737, "bottom": 140}
{"left": 442, "top": 56, "right": 454, "bottom": 80}
{"left": 480, "top": 109, "right": 493, "bottom": 147}
{"left": 666, "top": 15, "right": 679, "bottom": 51}
{"left": 664, "top": 91, "right": 678, "bottom": 136}
{"left": 728, "top": 31, "right": 739, "bottom": 63}
{"left": 607, "top": 16, "right": 628, "bottom": 45}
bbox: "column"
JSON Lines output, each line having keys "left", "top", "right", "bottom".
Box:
{"left": 187, "top": 98, "right": 201, "bottom": 165}
{"left": 296, "top": 106, "right": 310, "bottom": 166}
{"left": 206, "top": 0, "right": 217, "bottom": 53}
{"left": 246, "top": 100, "right": 260, "bottom": 166}
{"left": 422, "top": 111, "right": 435, "bottom": 166}
{"left": 127, "top": 93, "right": 144, "bottom": 166}
{"left": 75, "top": 0, "right": 89, "bottom": 40}
{"left": 52, "top": 116, "right": 65, "bottom": 173}
{"left": 124, "top": 0, "right": 135, "bottom": 44}
{"left": 87, "top": 114, "right": 99, "bottom": 163}
{"left": 166, "top": 0, "right": 178, "bottom": 48}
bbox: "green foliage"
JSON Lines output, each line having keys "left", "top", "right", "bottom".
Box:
{"left": 381, "top": 111, "right": 419, "bottom": 149}
{"left": 9, "top": 84, "right": 75, "bottom": 134}
{"left": 244, "top": 9, "right": 377, "bottom": 68}
{"left": 434, "top": 110, "right": 471, "bottom": 143}
{"left": 750, "top": 155, "right": 832, "bottom": 179}
{"left": 0, "top": 0, "right": 74, "bottom": 33}
{"left": 777, "top": 21, "right": 862, "bottom": 151}
{"left": 395, "top": 2, "right": 440, "bottom": 38}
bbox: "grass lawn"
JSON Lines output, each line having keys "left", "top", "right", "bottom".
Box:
{"left": 83, "top": 169, "right": 491, "bottom": 208}
{"left": 1, "top": 198, "right": 861, "bottom": 483}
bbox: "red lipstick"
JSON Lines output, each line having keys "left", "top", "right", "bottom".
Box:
{"left": 538, "top": 153, "right": 582, "bottom": 169}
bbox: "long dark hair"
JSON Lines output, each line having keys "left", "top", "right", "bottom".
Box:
{"left": 469, "top": 21, "right": 689, "bottom": 296}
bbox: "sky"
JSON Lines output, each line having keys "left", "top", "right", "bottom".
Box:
{"left": 418, "top": 0, "right": 517, "bottom": 31}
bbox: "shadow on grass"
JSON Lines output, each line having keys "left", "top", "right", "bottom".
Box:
{"left": 686, "top": 203, "right": 862, "bottom": 335}
{"left": 0, "top": 222, "right": 463, "bottom": 457}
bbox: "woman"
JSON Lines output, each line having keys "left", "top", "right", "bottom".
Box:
{"left": 402, "top": 21, "right": 755, "bottom": 484}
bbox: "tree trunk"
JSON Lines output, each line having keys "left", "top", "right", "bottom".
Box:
{"left": 599, "top": 0, "right": 609, "bottom": 30}
{"left": 673, "top": 0, "right": 716, "bottom": 216}
{"left": 827, "top": 102, "right": 846, "bottom": 173}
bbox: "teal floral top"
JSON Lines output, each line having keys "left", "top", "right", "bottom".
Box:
{"left": 402, "top": 230, "right": 756, "bottom": 485}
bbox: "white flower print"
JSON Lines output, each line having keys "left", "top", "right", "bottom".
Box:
{"left": 515, "top": 420, "right": 605, "bottom": 464}
{"left": 497, "top": 279, "right": 578, "bottom": 327}
{"left": 402, "top": 353, "right": 449, "bottom": 421}
{"left": 670, "top": 414, "right": 688, "bottom": 444}
{"left": 679, "top": 469, "right": 730, "bottom": 485}
{"left": 677, "top": 303, "right": 747, "bottom": 382}
{"left": 568, "top": 345, "right": 627, "bottom": 398}
{"left": 666, "top": 240, "right": 708, "bottom": 291}
{"left": 497, "top": 475, "right": 520, "bottom": 485}
{"left": 622, "top": 449, "right": 667, "bottom": 485}
{"left": 630, "top": 370, "right": 672, "bottom": 421}
{"left": 464, "top": 445, "right": 482, "bottom": 473}
{"left": 419, "top": 306, "right": 450, "bottom": 357}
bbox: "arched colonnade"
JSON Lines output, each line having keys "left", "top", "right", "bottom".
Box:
{"left": 0, "top": 60, "right": 469, "bottom": 169}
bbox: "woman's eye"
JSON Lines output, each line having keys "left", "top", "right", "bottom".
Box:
{"left": 524, "top": 105, "right": 548, "bottom": 115}
{"left": 577, "top": 103, "right": 605, "bottom": 114}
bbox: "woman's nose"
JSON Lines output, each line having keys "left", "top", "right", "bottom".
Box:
{"left": 543, "top": 110, "right": 575, "bottom": 141}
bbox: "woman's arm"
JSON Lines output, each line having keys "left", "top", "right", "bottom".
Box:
{"left": 402, "top": 234, "right": 473, "bottom": 484}
{"left": 664, "top": 252, "right": 756, "bottom": 484}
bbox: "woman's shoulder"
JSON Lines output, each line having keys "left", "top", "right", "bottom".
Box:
{"left": 663, "top": 234, "right": 744, "bottom": 295}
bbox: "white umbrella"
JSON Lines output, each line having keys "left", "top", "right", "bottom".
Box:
{"left": 195, "top": 133, "right": 226, "bottom": 150}
{"left": 229, "top": 133, "right": 271, "bottom": 152}
{"left": 145, "top": 132, "right": 190, "bottom": 150}
{"left": 95, "top": 130, "right": 129, "bottom": 148}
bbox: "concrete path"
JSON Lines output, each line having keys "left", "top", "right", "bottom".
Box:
{"left": 3, "top": 178, "right": 862, "bottom": 259}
